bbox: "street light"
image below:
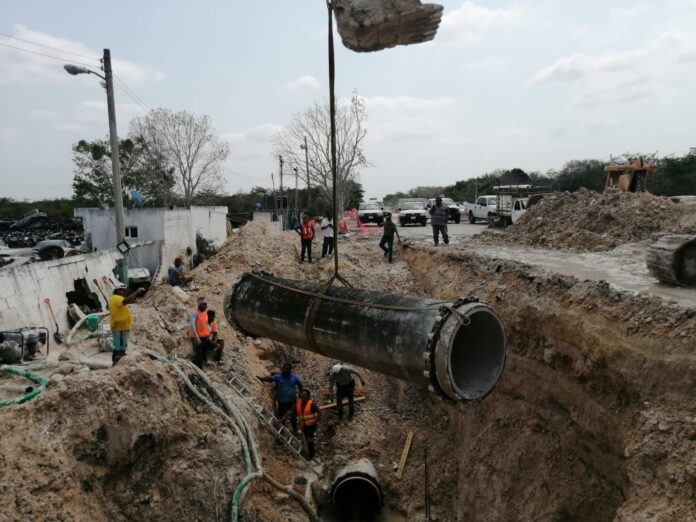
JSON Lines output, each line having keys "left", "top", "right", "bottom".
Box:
{"left": 65, "top": 49, "right": 128, "bottom": 283}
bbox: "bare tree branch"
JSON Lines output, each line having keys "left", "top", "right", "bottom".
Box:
{"left": 131, "top": 109, "right": 230, "bottom": 207}
{"left": 273, "top": 93, "right": 368, "bottom": 211}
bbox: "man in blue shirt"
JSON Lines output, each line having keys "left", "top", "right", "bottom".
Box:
{"left": 257, "top": 362, "right": 303, "bottom": 434}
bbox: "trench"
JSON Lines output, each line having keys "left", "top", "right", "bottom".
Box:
{"left": 400, "top": 246, "right": 646, "bottom": 521}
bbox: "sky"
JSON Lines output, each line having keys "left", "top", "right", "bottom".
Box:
{"left": 1, "top": 0, "right": 695, "bottom": 201}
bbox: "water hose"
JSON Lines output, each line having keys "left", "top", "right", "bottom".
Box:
{"left": 0, "top": 366, "right": 48, "bottom": 407}
{"left": 144, "top": 351, "right": 318, "bottom": 522}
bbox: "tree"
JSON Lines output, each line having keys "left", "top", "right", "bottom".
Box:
{"left": 554, "top": 159, "right": 606, "bottom": 192}
{"left": 72, "top": 136, "right": 176, "bottom": 206}
{"left": 131, "top": 108, "right": 230, "bottom": 208}
{"left": 273, "top": 93, "right": 368, "bottom": 212}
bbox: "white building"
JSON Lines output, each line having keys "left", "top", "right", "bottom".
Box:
{"left": 74, "top": 206, "right": 228, "bottom": 277}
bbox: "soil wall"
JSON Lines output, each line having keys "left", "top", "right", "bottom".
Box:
{"left": 404, "top": 246, "right": 696, "bottom": 521}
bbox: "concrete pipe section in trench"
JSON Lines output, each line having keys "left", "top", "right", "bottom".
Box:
{"left": 225, "top": 273, "right": 507, "bottom": 401}
{"left": 330, "top": 459, "right": 383, "bottom": 521}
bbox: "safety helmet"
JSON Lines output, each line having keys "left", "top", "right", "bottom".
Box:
{"left": 331, "top": 364, "right": 342, "bottom": 375}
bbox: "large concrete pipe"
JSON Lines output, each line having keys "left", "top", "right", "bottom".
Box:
{"left": 330, "top": 459, "right": 383, "bottom": 521}
{"left": 225, "top": 273, "right": 507, "bottom": 401}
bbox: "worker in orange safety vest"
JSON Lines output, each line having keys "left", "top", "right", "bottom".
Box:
{"left": 189, "top": 296, "right": 214, "bottom": 368}
{"left": 281, "top": 388, "right": 321, "bottom": 460}
{"left": 295, "top": 214, "right": 315, "bottom": 263}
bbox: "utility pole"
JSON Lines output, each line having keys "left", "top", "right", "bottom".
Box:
{"left": 294, "top": 167, "right": 299, "bottom": 221}
{"left": 301, "top": 135, "right": 312, "bottom": 210}
{"left": 279, "top": 155, "right": 284, "bottom": 229}
{"left": 103, "top": 49, "right": 127, "bottom": 283}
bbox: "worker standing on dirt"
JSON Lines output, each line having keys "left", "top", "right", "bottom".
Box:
{"left": 295, "top": 214, "right": 315, "bottom": 263}
{"left": 108, "top": 285, "right": 145, "bottom": 366}
{"left": 189, "top": 297, "right": 215, "bottom": 368}
{"left": 321, "top": 215, "right": 334, "bottom": 258}
{"left": 168, "top": 256, "right": 194, "bottom": 286}
{"left": 379, "top": 216, "right": 401, "bottom": 263}
{"left": 429, "top": 196, "right": 449, "bottom": 246}
{"left": 281, "top": 388, "right": 321, "bottom": 460}
{"left": 329, "top": 363, "right": 366, "bottom": 419}
{"left": 257, "top": 363, "right": 303, "bottom": 434}
{"left": 207, "top": 310, "right": 224, "bottom": 364}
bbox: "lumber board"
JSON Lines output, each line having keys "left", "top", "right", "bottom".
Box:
{"left": 396, "top": 431, "right": 414, "bottom": 479}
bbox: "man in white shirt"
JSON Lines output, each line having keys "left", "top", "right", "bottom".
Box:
{"left": 321, "top": 216, "right": 334, "bottom": 258}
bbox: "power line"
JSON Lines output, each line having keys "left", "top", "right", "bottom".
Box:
{"left": 0, "top": 41, "right": 99, "bottom": 69}
{"left": 114, "top": 76, "right": 150, "bottom": 110}
{"left": 0, "top": 32, "right": 100, "bottom": 61}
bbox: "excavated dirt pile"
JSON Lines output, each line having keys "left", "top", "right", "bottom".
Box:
{"left": 487, "top": 189, "right": 696, "bottom": 251}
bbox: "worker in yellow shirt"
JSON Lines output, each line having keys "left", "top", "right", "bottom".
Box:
{"left": 108, "top": 285, "right": 146, "bottom": 366}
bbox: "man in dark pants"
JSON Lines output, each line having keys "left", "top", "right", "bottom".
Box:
{"left": 329, "top": 363, "right": 366, "bottom": 419}
{"left": 189, "top": 297, "right": 215, "bottom": 369}
{"left": 281, "top": 388, "right": 320, "bottom": 460}
{"left": 321, "top": 216, "right": 334, "bottom": 258}
{"left": 257, "top": 362, "right": 303, "bottom": 434}
{"left": 378, "top": 216, "right": 401, "bottom": 263}
{"left": 429, "top": 196, "right": 449, "bottom": 246}
{"left": 295, "top": 215, "right": 315, "bottom": 263}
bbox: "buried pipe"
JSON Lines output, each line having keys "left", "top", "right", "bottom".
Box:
{"left": 330, "top": 459, "right": 383, "bottom": 521}
{"left": 225, "top": 273, "right": 507, "bottom": 401}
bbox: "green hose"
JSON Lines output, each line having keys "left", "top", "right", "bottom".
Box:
{"left": 0, "top": 366, "right": 48, "bottom": 407}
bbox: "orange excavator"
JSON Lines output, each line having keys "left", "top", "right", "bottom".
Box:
{"left": 603, "top": 158, "right": 657, "bottom": 193}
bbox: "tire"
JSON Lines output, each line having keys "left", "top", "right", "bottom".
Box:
{"left": 421, "top": 220, "right": 427, "bottom": 227}
{"left": 399, "top": 221, "right": 405, "bottom": 227}
{"left": 454, "top": 214, "right": 461, "bottom": 224}
{"left": 39, "top": 246, "right": 64, "bottom": 260}
{"left": 469, "top": 212, "right": 475, "bottom": 224}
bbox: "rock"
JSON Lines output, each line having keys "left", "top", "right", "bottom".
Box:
{"left": 49, "top": 373, "right": 65, "bottom": 385}
{"left": 58, "top": 350, "right": 76, "bottom": 361}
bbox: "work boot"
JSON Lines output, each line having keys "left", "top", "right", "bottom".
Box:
{"left": 337, "top": 409, "right": 344, "bottom": 420}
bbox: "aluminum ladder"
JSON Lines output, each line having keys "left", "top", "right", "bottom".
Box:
{"left": 227, "top": 373, "right": 307, "bottom": 462}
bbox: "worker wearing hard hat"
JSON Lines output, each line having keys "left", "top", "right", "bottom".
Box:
{"left": 329, "top": 363, "right": 366, "bottom": 419}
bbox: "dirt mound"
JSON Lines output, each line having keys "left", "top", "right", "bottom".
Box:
{"left": 493, "top": 189, "right": 696, "bottom": 251}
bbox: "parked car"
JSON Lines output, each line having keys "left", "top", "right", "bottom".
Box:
{"left": 463, "top": 196, "right": 498, "bottom": 224}
{"left": 398, "top": 201, "right": 428, "bottom": 227}
{"left": 358, "top": 202, "right": 390, "bottom": 226}
{"left": 33, "top": 239, "right": 79, "bottom": 260}
{"left": 425, "top": 197, "right": 461, "bottom": 224}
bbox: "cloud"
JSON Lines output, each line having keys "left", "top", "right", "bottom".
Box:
{"left": 360, "top": 95, "right": 454, "bottom": 111}
{"left": 527, "top": 30, "right": 696, "bottom": 109}
{"left": 278, "top": 75, "right": 321, "bottom": 93}
{"left": 439, "top": 1, "right": 524, "bottom": 46}
{"left": 221, "top": 123, "right": 283, "bottom": 144}
{"left": 28, "top": 110, "right": 58, "bottom": 122}
{"left": 55, "top": 122, "right": 87, "bottom": 133}
{"left": 0, "top": 24, "right": 165, "bottom": 86}
{"left": 0, "top": 127, "right": 20, "bottom": 141}
{"left": 69, "top": 100, "right": 145, "bottom": 129}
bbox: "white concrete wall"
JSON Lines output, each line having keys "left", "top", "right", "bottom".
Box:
{"left": 75, "top": 206, "right": 228, "bottom": 277}
{"left": 0, "top": 249, "right": 123, "bottom": 332}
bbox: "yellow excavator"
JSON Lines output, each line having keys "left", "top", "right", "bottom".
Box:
{"left": 603, "top": 160, "right": 695, "bottom": 286}
{"left": 603, "top": 158, "right": 657, "bottom": 193}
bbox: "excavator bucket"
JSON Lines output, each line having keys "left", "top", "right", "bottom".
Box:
{"left": 333, "top": 0, "right": 444, "bottom": 52}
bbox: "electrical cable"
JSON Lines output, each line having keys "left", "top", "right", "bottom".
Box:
{"left": 0, "top": 32, "right": 100, "bottom": 61}
{"left": 0, "top": 41, "right": 99, "bottom": 69}
{"left": 113, "top": 75, "right": 150, "bottom": 111}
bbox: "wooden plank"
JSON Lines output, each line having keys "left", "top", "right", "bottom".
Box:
{"left": 320, "top": 396, "right": 366, "bottom": 411}
{"left": 396, "top": 431, "right": 414, "bottom": 480}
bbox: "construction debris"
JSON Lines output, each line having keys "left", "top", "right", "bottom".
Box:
{"left": 487, "top": 188, "right": 696, "bottom": 251}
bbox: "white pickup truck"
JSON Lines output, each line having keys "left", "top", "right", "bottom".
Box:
{"left": 463, "top": 196, "right": 498, "bottom": 224}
